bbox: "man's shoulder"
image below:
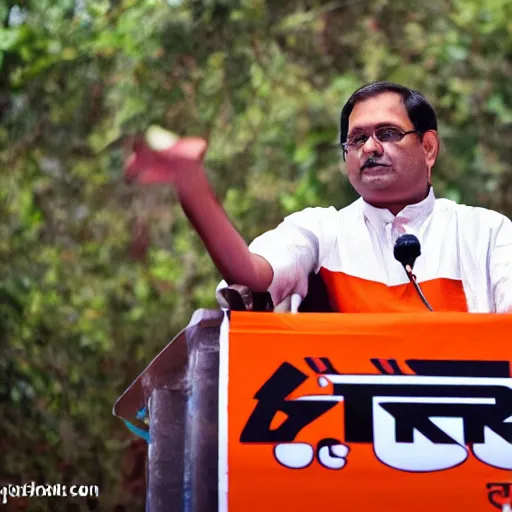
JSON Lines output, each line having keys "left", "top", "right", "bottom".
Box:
{"left": 434, "top": 197, "right": 510, "bottom": 229}
{"left": 284, "top": 199, "right": 361, "bottom": 224}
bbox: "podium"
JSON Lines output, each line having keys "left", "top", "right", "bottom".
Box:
{"left": 114, "top": 295, "right": 512, "bottom": 512}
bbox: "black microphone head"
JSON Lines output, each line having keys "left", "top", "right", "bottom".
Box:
{"left": 394, "top": 234, "right": 421, "bottom": 269}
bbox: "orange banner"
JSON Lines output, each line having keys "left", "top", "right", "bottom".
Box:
{"left": 221, "top": 312, "right": 512, "bottom": 512}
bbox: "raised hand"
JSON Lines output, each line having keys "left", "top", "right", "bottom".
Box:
{"left": 125, "top": 127, "right": 208, "bottom": 186}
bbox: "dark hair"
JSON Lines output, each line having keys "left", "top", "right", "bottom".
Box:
{"left": 339, "top": 81, "right": 438, "bottom": 146}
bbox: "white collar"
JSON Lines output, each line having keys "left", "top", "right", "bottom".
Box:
{"left": 362, "top": 187, "right": 436, "bottom": 231}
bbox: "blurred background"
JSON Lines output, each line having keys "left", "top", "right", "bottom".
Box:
{"left": 1, "top": 0, "right": 512, "bottom": 510}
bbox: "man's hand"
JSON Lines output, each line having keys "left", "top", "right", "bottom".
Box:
{"left": 125, "top": 130, "right": 208, "bottom": 186}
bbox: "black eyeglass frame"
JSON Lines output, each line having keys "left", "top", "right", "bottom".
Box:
{"left": 341, "top": 128, "right": 423, "bottom": 161}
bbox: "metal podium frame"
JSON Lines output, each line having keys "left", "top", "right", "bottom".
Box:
{"left": 113, "top": 309, "right": 223, "bottom": 512}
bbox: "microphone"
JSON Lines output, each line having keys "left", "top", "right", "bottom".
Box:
{"left": 393, "top": 234, "right": 434, "bottom": 312}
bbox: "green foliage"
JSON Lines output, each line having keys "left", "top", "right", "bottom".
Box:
{"left": 2, "top": 0, "right": 512, "bottom": 509}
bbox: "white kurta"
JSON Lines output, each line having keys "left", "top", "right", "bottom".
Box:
{"left": 246, "top": 189, "right": 512, "bottom": 313}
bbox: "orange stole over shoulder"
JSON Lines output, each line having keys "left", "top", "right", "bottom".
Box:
{"left": 319, "top": 268, "right": 468, "bottom": 313}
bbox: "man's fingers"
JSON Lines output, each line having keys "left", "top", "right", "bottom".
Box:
{"left": 124, "top": 138, "right": 160, "bottom": 181}
{"left": 124, "top": 134, "right": 207, "bottom": 184}
{"left": 162, "top": 137, "right": 208, "bottom": 161}
{"left": 135, "top": 173, "right": 164, "bottom": 185}
{"left": 134, "top": 168, "right": 177, "bottom": 185}
{"left": 125, "top": 151, "right": 143, "bottom": 181}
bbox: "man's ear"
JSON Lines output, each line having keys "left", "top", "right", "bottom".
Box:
{"left": 422, "top": 130, "right": 439, "bottom": 170}
{"left": 338, "top": 152, "right": 348, "bottom": 175}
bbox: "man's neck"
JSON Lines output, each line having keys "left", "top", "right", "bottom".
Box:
{"left": 364, "top": 187, "right": 431, "bottom": 216}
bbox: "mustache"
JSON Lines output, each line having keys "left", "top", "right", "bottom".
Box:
{"left": 361, "top": 157, "right": 390, "bottom": 170}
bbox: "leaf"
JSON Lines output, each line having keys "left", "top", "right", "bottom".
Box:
{"left": 0, "top": 26, "right": 31, "bottom": 51}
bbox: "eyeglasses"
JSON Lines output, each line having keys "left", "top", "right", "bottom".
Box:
{"left": 342, "top": 127, "right": 421, "bottom": 159}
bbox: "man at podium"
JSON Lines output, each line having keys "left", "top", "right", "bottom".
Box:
{"left": 125, "top": 81, "right": 512, "bottom": 313}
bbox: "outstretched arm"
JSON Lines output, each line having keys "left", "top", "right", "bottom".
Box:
{"left": 125, "top": 132, "right": 273, "bottom": 292}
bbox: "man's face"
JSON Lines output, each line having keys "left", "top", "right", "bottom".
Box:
{"left": 344, "top": 92, "right": 436, "bottom": 208}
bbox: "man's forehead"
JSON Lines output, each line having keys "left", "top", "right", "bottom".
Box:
{"left": 348, "top": 92, "right": 411, "bottom": 132}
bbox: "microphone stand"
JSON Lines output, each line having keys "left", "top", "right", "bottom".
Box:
{"left": 403, "top": 264, "right": 434, "bottom": 312}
